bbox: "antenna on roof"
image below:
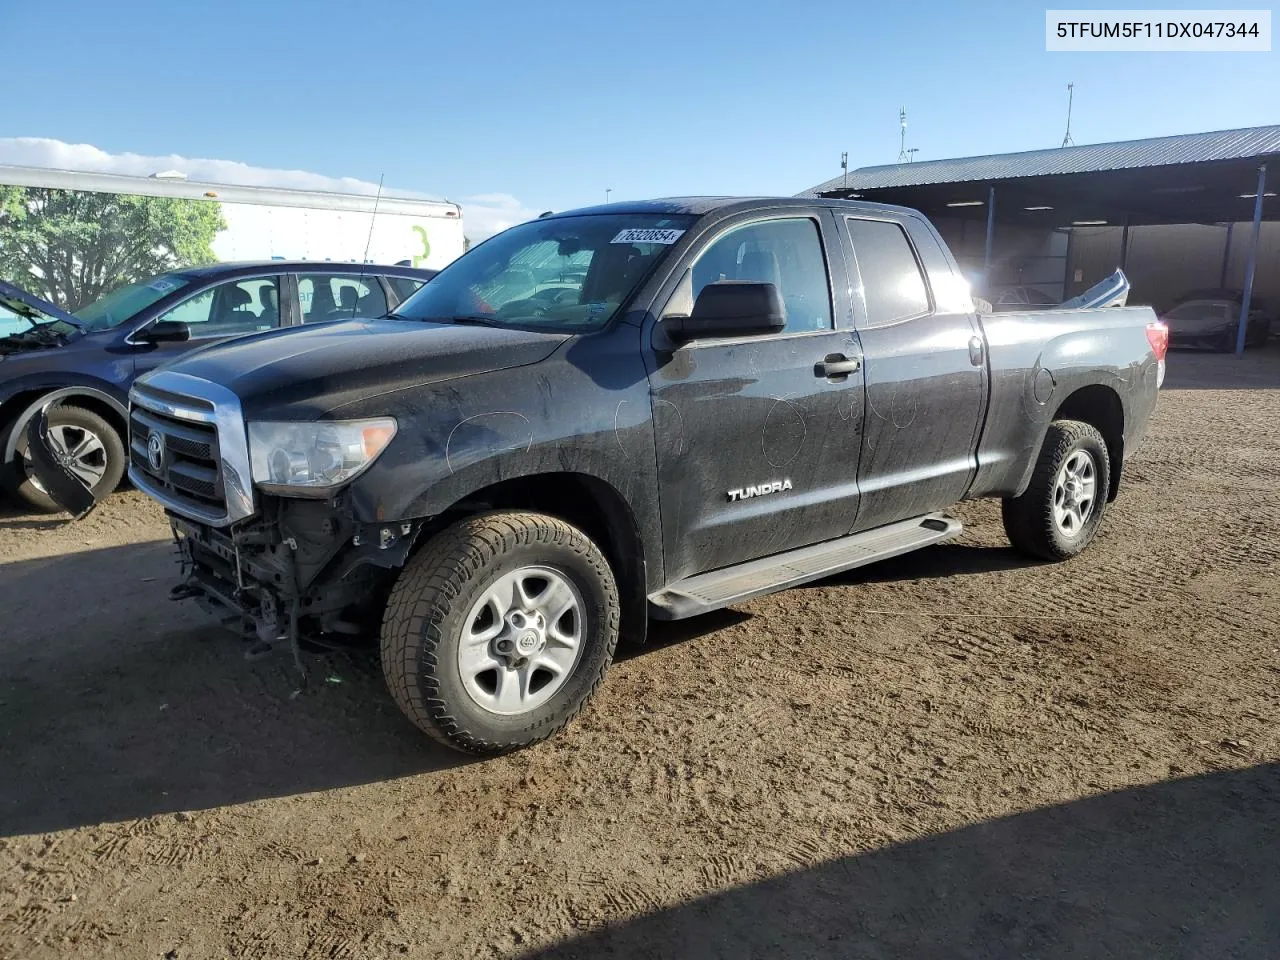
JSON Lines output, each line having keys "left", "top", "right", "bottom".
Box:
{"left": 841, "top": 152, "right": 848, "bottom": 188}
{"left": 361, "top": 173, "right": 384, "bottom": 266}
{"left": 897, "top": 107, "right": 909, "bottom": 163}
{"left": 1061, "top": 82, "right": 1076, "bottom": 148}
{"left": 352, "top": 173, "right": 384, "bottom": 319}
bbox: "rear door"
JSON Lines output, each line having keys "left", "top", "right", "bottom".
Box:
{"left": 837, "top": 214, "right": 987, "bottom": 532}
{"left": 647, "top": 210, "right": 865, "bottom": 582}
{"left": 296, "top": 272, "right": 391, "bottom": 323}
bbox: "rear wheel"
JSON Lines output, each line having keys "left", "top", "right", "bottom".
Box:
{"left": 1002, "top": 420, "right": 1111, "bottom": 561}
{"left": 3, "top": 405, "right": 125, "bottom": 513}
{"left": 380, "top": 512, "right": 620, "bottom": 754}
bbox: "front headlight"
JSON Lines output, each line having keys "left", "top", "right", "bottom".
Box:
{"left": 248, "top": 418, "right": 397, "bottom": 494}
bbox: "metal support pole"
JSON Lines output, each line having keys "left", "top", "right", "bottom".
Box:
{"left": 1119, "top": 216, "right": 1130, "bottom": 271}
{"left": 983, "top": 187, "right": 996, "bottom": 294}
{"left": 1236, "top": 163, "right": 1267, "bottom": 356}
{"left": 1218, "top": 222, "right": 1234, "bottom": 288}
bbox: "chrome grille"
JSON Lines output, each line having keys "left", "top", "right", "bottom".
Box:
{"left": 127, "top": 372, "right": 256, "bottom": 527}
{"left": 129, "top": 406, "right": 225, "bottom": 513}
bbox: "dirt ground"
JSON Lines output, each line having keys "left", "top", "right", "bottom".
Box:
{"left": 1, "top": 349, "right": 1278, "bottom": 959}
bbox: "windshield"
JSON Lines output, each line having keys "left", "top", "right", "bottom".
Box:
{"left": 392, "top": 213, "right": 695, "bottom": 332}
{"left": 74, "top": 273, "right": 194, "bottom": 332}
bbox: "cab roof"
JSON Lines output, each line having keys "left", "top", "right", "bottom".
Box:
{"left": 175, "top": 261, "right": 437, "bottom": 279}
{"left": 544, "top": 196, "right": 921, "bottom": 220}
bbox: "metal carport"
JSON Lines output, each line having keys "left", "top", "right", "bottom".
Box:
{"left": 802, "top": 125, "right": 1280, "bottom": 354}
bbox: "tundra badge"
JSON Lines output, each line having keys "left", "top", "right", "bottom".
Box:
{"left": 727, "top": 479, "right": 792, "bottom": 502}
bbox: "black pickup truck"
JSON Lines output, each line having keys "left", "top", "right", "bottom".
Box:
{"left": 40, "top": 197, "right": 1168, "bottom": 754}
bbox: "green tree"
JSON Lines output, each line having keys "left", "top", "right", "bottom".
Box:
{"left": 0, "top": 186, "right": 226, "bottom": 311}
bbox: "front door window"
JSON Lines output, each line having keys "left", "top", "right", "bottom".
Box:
{"left": 154, "top": 276, "right": 283, "bottom": 338}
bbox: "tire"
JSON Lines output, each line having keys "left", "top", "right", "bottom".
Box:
{"left": 3, "top": 405, "right": 126, "bottom": 513}
{"left": 380, "top": 512, "right": 620, "bottom": 754}
{"left": 1002, "top": 420, "right": 1111, "bottom": 562}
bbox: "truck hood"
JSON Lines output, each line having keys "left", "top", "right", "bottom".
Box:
{"left": 156, "top": 318, "right": 572, "bottom": 419}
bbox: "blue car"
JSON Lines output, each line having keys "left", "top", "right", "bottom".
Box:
{"left": 1, "top": 262, "right": 435, "bottom": 511}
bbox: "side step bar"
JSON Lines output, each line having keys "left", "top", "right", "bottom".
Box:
{"left": 648, "top": 513, "right": 962, "bottom": 620}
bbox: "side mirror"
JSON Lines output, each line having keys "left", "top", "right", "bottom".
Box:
{"left": 664, "top": 281, "right": 785, "bottom": 342}
{"left": 137, "top": 320, "right": 190, "bottom": 343}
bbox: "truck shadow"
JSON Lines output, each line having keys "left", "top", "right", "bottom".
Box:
{"left": 814, "top": 541, "right": 1038, "bottom": 588}
{"left": 625, "top": 609, "right": 753, "bottom": 662}
{"left": 0, "top": 540, "right": 476, "bottom": 837}
{"left": 524, "top": 761, "right": 1280, "bottom": 959}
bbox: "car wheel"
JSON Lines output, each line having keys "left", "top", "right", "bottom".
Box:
{"left": 1002, "top": 420, "right": 1111, "bottom": 562}
{"left": 380, "top": 511, "right": 620, "bottom": 754}
{"left": 3, "top": 405, "right": 126, "bottom": 513}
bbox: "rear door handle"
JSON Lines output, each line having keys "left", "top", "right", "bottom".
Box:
{"left": 969, "top": 336, "right": 985, "bottom": 366}
{"left": 815, "top": 354, "right": 861, "bottom": 379}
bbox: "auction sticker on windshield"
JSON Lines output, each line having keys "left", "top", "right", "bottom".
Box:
{"left": 611, "top": 228, "right": 685, "bottom": 244}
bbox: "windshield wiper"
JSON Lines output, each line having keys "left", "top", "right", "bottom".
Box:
{"left": 445, "top": 314, "right": 505, "bottom": 327}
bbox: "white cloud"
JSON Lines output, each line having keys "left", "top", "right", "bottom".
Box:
{"left": 459, "top": 192, "right": 547, "bottom": 240}
{"left": 0, "top": 137, "right": 537, "bottom": 241}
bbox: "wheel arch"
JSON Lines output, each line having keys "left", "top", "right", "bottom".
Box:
{"left": 418, "top": 472, "right": 650, "bottom": 647}
{"left": 1, "top": 385, "right": 129, "bottom": 462}
{"left": 1050, "top": 384, "right": 1125, "bottom": 502}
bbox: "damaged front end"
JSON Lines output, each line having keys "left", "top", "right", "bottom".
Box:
{"left": 168, "top": 495, "right": 423, "bottom": 671}
{"left": 122, "top": 370, "right": 421, "bottom": 680}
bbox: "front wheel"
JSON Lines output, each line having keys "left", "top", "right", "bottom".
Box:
{"left": 1002, "top": 420, "right": 1111, "bottom": 562}
{"left": 4, "top": 405, "right": 126, "bottom": 513}
{"left": 380, "top": 512, "right": 620, "bottom": 754}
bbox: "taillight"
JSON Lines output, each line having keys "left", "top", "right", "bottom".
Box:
{"left": 1146, "top": 322, "right": 1169, "bottom": 361}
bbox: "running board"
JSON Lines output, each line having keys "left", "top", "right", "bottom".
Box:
{"left": 648, "top": 513, "right": 962, "bottom": 620}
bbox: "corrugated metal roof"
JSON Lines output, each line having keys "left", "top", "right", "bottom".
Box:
{"left": 802, "top": 125, "right": 1280, "bottom": 196}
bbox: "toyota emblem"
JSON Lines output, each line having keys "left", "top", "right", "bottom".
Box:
{"left": 146, "top": 430, "right": 165, "bottom": 472}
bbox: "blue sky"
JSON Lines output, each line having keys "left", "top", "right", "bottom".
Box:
{"left": 2, "top": 0, "right": 1276, "bottom": 231}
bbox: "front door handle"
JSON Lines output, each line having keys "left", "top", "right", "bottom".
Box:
{"left": 815, "top": 354, "right": 861, "bottom": 379}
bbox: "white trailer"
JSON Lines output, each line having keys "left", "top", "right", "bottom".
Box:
{"left": 0, "top": 164, "right": 466, "bottom": 270}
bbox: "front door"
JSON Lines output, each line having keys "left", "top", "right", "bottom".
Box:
{"left": 132, "top": 275, "right": 285, "bottom": 378}
{"left": 647, "top": 212, "right": 865, "bottom": 582}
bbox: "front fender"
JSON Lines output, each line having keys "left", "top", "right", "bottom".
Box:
{"left": 338, "top": 329, "right": 664, "bottom": 586}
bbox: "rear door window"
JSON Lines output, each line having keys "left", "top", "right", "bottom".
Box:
{"left": 845, "top": 218, "right": 931, "bottom": 327}
{"left": 387, "top": 276, "right": 427, "bottom": 303}
{"left": 299, "top": 274, "right": 389, "bottom": 322}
